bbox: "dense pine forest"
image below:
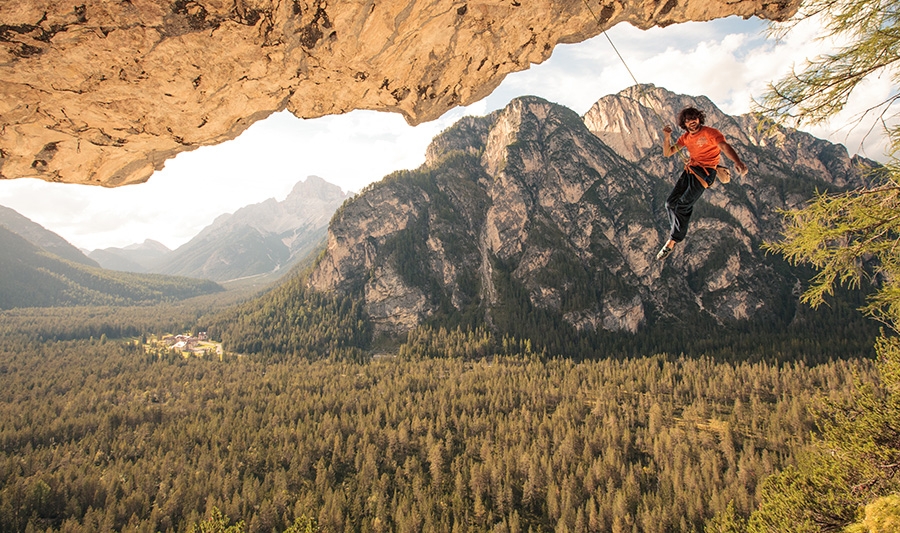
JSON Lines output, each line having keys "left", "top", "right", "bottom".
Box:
{"left": 0, "top": 302, "right": 880, "bottom": 532}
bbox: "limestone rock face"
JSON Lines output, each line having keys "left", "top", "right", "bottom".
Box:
{"left": 0, "top": 0, "right": 800, "bottom": 187}
{"left": 306, "top": 85, "right": 876, "bottom": 337}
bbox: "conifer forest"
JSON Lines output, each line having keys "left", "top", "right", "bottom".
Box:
{"left": 0, "top": 297, "right": 883, "bottom": 532}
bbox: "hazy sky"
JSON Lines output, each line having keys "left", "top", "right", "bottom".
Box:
{"left": 0, "top": 15, "right": 893, "bottom": 251}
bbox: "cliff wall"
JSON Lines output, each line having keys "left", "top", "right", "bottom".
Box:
{"left": 306, "top": 85, "right": 875, "bottom": 336}
{"left": 0, "top": 0, "right": 799, "bottom": 187}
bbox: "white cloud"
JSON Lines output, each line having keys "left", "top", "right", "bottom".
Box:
{"left": 0, "top": 15, "right": 894, "bottom": 250}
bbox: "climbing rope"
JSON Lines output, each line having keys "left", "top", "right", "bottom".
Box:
{"left": 579, "top": 0, "right": 691, "bottom": 165}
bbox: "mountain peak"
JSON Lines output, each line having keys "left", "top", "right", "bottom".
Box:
{"left": 306, "top": 85, "right": 876, "bottom": 339}
{"left": 285, "top": 175, "right": 350, "bottom": 206}
{"left": 123, "top": 239, "right": 171, "bottom": 253}
{"left": 582, "top": 84, "right": 733, "bottom": 163}
{"left": 152, "top": 176, "right": 350, "bottom": 282}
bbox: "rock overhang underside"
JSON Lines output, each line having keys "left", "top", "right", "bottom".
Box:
{"left": 0, "top": 0, "right": 800, "bottom": 187}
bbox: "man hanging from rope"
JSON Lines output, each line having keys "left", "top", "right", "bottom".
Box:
{"left": 656, "top": 106, "right": 748, "bottom": 261}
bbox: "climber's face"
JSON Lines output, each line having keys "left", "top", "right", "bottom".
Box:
{"left": 684, "top": 117, "right": 701, "bottom": 133}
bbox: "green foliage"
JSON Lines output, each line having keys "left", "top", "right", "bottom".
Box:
{"left": 736, "top": 1, "right": 900, "bottom": 526}
{"left": 206, "top": 268, "right": 371, "bottom": 362}
{"left": 488, "top": 255, "right": 579, "bottom": 357}
{"left": 0, "top": 225, "right": 222, "bottom": 309}
{"left": 730, "top": 176, "right": 900, "bottom": 532}
{"left": 187, "top": 508, "right": 245, "bottom": 533}
{"left": 398, "top": 325, "right": 496, "bottom": 359}
{"left": 381, "top": 211, "right": 440, "bottom": 294}
{"left": 765, "top": 176, "right": 900, "bottom": 331}
{"left": 745, "top": 336, "right": 900, "bottom": 533}
{"left": 0, "top": 288, "right": 250, "bottom": 343}
{"left": 843, "top": 494, "right": 900, "bottom": 533}
{"left": 757, "top": 0, "right": 900, "bottom": 155}
{"left": 0, "top": 309, "right": 877, "bottom": 532}
{"left": 706, "top": 501, "right": 747, "bottom": 533}
{"left": 284, "top": 514, "right": 320, "bottom": 533}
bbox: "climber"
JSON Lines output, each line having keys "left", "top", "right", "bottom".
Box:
{"left": 656, "top": 106, "right": 748, "bottom": 261}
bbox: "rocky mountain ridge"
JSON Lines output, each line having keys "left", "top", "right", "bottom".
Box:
{"left": 306, "top": 85, "right": 874, "bottom": 339}
{"left": 91, "top": 176, "right": 350, "bottom": 283}
{"left": 0, "top": 205, "right": 100, "bottom": 268}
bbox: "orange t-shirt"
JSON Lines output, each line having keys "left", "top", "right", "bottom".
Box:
{"left": 677, "top": 126, "right": 725, "bottom": 168}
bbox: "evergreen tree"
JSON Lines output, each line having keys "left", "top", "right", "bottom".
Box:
{"left": 756, "top": 0, "right": 900, "bottom": 154}
{"left": 187, "top": 508, "right": 245, "bottom": 533}
{"left": 725, "top": 0, "right": 900, "bottom": 530}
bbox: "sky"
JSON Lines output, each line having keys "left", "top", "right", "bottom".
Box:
{"left": 0, "top": 15, "right": 894, "bottom": 252}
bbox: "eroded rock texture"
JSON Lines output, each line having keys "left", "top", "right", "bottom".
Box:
{"left": 0, "top": 0, "right": 799, "bottom": 187}
{"left": 306, "top": 85, "right": 875, "bottom": 336}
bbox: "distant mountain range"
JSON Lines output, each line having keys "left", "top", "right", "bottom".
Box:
{"left": 0, "top": 223, "right": 222, "bottom": 310}
{"left": 88, "top": 176, "right": 351, "bottom": 283}
{"left": 0, "top": 175, "right": 350, "bottom": 308}
{"left": 88, "top": 239, "right": 172, "bottom": 274}
{"left": 0, "top": 205, "right": 100, "bottom": 268}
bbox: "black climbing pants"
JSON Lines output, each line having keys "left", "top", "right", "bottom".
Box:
{"left": 665, "top": 166, "right": 716, "bottom": 243}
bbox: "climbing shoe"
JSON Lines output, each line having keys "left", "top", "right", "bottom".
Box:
{"left": 656, "top": 244, "right": 673, "bottom": 261}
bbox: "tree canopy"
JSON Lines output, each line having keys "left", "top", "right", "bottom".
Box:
{"left": 742, "top": 0, "right": 900, "bottom": 530}
{"left": 757, "top": 0, "right": 900, "bottom": 350}
{"left": 757, "top": 0, "right": 900, "bottom": 156}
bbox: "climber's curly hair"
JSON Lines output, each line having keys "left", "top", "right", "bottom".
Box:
{"left": 678, "top": 107, "right": 705, "bottom": 129}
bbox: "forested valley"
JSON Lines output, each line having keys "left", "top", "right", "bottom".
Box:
{"left": 0, "top": 299, "right": 881, "bottom": 532}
